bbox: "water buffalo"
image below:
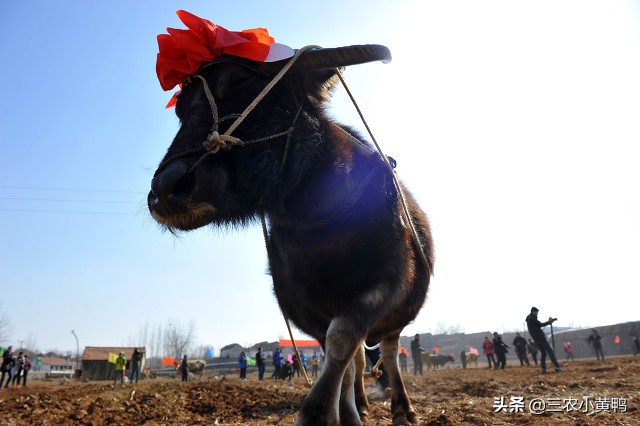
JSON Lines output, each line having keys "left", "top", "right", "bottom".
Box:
{"left": 429, "top": 354, "right": 455, "bottom": 370}
{"left": 466, "top": 352, "right": 479, "bottom": 367}
{"left": 148, "top": 11, "right": 434, "bottom": 425}
{"left": 177, "top": 359, "right": 206, "bottom": 380}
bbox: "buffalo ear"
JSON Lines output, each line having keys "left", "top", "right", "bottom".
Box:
{"left": 282, "top": 67, "right": 340, "bottom": 107}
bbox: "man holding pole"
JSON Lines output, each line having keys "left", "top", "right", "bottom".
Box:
{"left": 526, "top": 307, "right": 562, "bottom": 374}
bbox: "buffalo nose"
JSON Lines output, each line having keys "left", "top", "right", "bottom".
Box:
{"left": 151, "top": 163, "right": 190, "bottom": 200}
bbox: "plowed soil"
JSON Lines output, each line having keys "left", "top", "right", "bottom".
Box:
{"left": 1, "top": 356, "right": 638, "bottom": 425}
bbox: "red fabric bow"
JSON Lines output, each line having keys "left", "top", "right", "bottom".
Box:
{"left": 156, "top": 10, "right": 275, "bottom": 92}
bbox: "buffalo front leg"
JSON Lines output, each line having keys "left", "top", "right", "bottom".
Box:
{"left": 382, "top": 336, "right": 418, "bottom": 425}
{"left": 295, "top": 318, "right": 364, "bottom": 426}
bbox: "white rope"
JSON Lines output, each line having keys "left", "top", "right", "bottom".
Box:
{"left": 336, "top": 70, "right": 432, "bottom": 276}
{"left": 363, "top": 341, "right": 380, "bottom": 351}
{"left": 261, "top": 214, "right": 313, "bottom": 387}
{"left": 224, "top": 45, "right": 320, "bottom": 137}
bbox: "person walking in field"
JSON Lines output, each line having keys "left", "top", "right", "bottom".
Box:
{"left": 588, "top": 329, "right": 605, "bottom": 361}
{"left": 482, "top": 336, "right": 496, "bottom": 369}
{"left": 513, "top": 333, "right": 530, "bottom": 366}
{"left": 113, "top": 352, "right": 127, "bottom": 385}
{"left": 526, "top": 307, "right": 561, "bottom": 374}
{"left": 564, "top": 342, "right": 575, "bottom": 361}
{"left": 21, "top": 355, "right": 32, "bottom": 388}
{"left": 399, "top": 349, "right": 408, "bottom": 372}
{"left": 238, "top": 351, "right": 247, "bottom": 381}
{"left": 527, "top": 339, "right": 539, "bottom": 365}
{"left": 0, "top": 346, "right": 15, "bottom": 388}
{"left": 180, "top": 355, "right": 189, "bottom": 382}
{"left": 11, "top": 351, "right": 25, "bottom": 388}
{"left": 271, "top": 348, "right": 282, "bottom": 379}
{"left": 411, "top": 334, "right": 424, "bottom": 375}
{"left": 130, "top": 348, "right": 143, "bottom": 384}
{"left": 493, "top": 333, "right": 510, "bottom": 370}
{"left": 311, "top": 351, "right": 320, "bottom": 377}
{"left": 255, "top": 347, "right": 266, "bottom": 381}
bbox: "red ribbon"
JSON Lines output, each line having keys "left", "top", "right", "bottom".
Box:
{"left": 156, "top": 10, "right": 275, "bottom": 92}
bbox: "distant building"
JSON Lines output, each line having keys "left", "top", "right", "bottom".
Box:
{"left": 246, "top": 341, "right": 279, "bottom": 359}
{"left": 219, "top": 343, "right": 244, "bottom": 359}
{"left": 277, "top": 339, "right": 323, "bottom": 360}
{"left": 81, "top": 347, "right": 146, "bottom": 381}
{"left": 32, "top": 356, "right": 75, "bottom": 377}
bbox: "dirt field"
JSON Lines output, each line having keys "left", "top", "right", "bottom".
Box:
{"left": 0, "top": 356, "right": 638, "bottom": 425}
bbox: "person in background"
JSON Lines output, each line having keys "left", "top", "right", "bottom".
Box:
{"left": 255, "top": 347, "right": 265, "bottom": 381}
{"left": 291, "top": 353, "right": 300, "bottom": 378}
{"left": 300, "top": 352, "right": 307, "bottom": 374}
{"left": 130, "top": 348, "right": 143, "bottom": 384}
{"left": 365, "top": 342, "right": 390, "bottom": 397}
{"left": 588, "top": 329, "right": 605, "bottom": 361}
{"left": 460, "top": 350, "right": 467, "bottom": 369}
{"left": 526, "top": 306, "right": 561, "bottom": 373}
{"left": 311, "top": 351, "right": 320, "bottom": 377}
{"left": 0, "top": 346, "right": 14, "bottom": 388}
{"left": 492, "top": 332, "right": 510, "bottom": 369}
{"left": 482, "top": 336, "right": 496, "bottom": 369}
{"left": 271, "top": 348, "right": 282, "bottom": 379}
{"left": 238, "top": 351, "right": 247, "bottom": 381}
{"left": 564, "top": 342, "right": 575, "bottom": 361}
{"left": 22, "top": 355, "right": 32, "bottom": 388}
{"left": 11, "top": 351, "right": 25, "bottom": 388}
{"left": 399, "top": 349, "right": 408, "bottom": 373}
{"left": 280, "top": 359, "right": 293, "bottom": 380}
{"left": 114, "top": 351, "right": 127, "bottom": 385}
{"left": 180, "top": 355, "right": 189, "bottom": 382}
{"left": 527, "top": 339, "right": 539, "bottom": 365}
{"left": 410, "top": 334, "right": 424, "bottom": 375}
{"left": 513, "top": 333, "right": 530, "bottom": 366}
{"left": 633, "top": 336, "right": 640, "bottom": 356}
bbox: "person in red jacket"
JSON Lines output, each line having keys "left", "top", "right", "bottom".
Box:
{"left": 482, "top": 336, "right": 496, "bottom": 369}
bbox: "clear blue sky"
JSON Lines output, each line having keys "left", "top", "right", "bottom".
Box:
{"left": 1, "top": 0, "right": 639, "bottom": 354}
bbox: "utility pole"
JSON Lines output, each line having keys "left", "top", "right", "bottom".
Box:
{"left": 71, "top": 330, "right": 80, "bottom": 371}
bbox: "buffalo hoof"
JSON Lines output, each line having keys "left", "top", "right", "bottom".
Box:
{"left": 340, "top": 407, "right": 363, "bottom": 426}
{"left": 294, "top": 415, "right": 339, "bottom": 426}
{"left": 294, "top": 407, "right": 340, "bottom": 426}
{"left": 392, "top": 409, "right": 418, "bottom": 425}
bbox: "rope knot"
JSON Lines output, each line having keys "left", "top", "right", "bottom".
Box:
{"left": 203, "top": 131, "right": 244, "bottom": 153}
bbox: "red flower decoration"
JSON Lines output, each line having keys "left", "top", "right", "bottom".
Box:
{"left": 156, "top": 10, "right": 275, "bottom": 91}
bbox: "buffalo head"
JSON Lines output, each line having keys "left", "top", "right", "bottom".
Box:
{"left": 148, "top": 45, "right": 391, "bottom": 232}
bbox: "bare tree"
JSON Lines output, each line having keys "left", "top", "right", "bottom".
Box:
{"left": 0, "top": 303, "right": 12, "bottom": 343}
{"left": 153, "top": 323, "right": 164, "bottom": 359}
{"left": 164, "top": 319, "right": 196, "bottom": 358}
{"left": 434, "top": 322, "right": 465, "bottom": 335}
{"left": 23, "top": 333, "right": 39, "bottom": 354}
{"left": 0, "top": 304, "right": 13, "bottom": 342}
{"left": 190, "top": 344, "right": 208, "bottom": 359}
{"left": 127, "top": 321, "right": 152, "bottom": 351}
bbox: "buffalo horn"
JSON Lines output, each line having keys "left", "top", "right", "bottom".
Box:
{"left": 262, "top": 44, "right": 391, "bottom": 74}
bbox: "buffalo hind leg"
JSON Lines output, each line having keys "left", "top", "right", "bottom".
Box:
{"left": 353, "top": 344, "right": 369, "bottom": 421}
{"left": 382, "top": 336, "right": 418, "bottom": 425}
{"left": 339, "top": 359, "right": 362, "bottom": 426}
